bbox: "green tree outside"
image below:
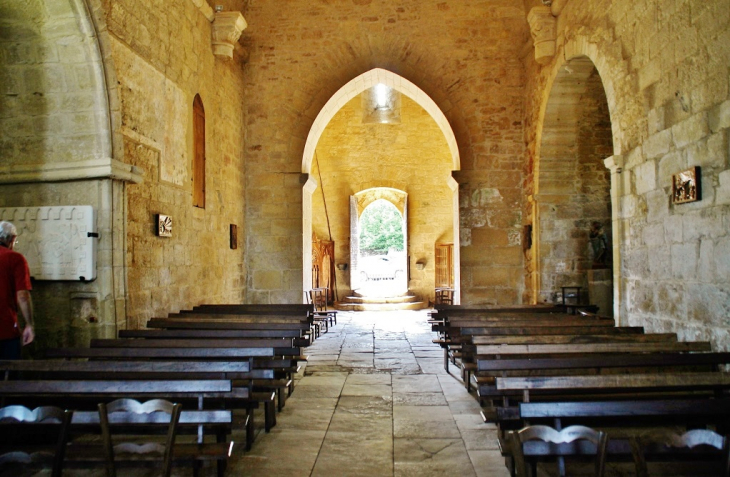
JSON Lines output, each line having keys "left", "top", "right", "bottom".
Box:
{"left": 359, "top": 199, "right": 404, "bottom": 253}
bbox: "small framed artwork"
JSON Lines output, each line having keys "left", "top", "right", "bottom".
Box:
{"left": 156, "top": 214, "right": 172, "bottom": 237}
{"left": 230, "top": 224, "right": 238, "bottom": 249}
{"left": 672, "top": 166, "right": 701, "bottom": 204}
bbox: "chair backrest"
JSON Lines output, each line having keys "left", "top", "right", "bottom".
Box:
{"left": 0, "top": 405, "right": 73, "bottom": 477}
{"left": 309, "top": 288, "right": 328, "bottom": 311}
{"left": 509, "top": 424, "right": 608, "bottom": 477}
{"left": 434, "top": 288, "right": 453, "bottom": 305}
{"left": 631, "top": 429, "right": 730, "bottom": 477}
{"left": 98, "top": 398, "right": 182, "bottom": 477}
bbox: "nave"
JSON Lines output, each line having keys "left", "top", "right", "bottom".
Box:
{"left": 231, "top": 310, "right": 508, "bottom": 477}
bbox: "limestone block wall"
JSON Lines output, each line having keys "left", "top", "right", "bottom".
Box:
{"left": 0, "top": 0, "right": 111, "bottom": 169}
{"left": 0, "top": 180, "right": 122, "bottom": 352}
{"left": 311, "top": 94, "right": 453, "bottom": 303}
{"left": 523, "top": 0, "right": 730, "bottom": 350}
{"left": 0, "top": 0, "right": 124, "bottom": 353}
{"left": 103, "top": 0, "right": 248, "bottom": 327}
{"left": 241, "top": 0, "right": 530, "bottom": 305}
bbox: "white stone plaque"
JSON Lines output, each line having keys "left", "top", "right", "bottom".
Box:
{"left": 0, "top": 206, "right": 97, "bottom": 281}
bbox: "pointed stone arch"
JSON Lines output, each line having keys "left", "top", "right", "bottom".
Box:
{"left": 301, "top": 68, "right": 461, "bottom": 303}
{"left": 531, "top": 34, "right": 638, "bottom": 322}
{"left": 301, "top": 68, "right": 461, "bottom": 174}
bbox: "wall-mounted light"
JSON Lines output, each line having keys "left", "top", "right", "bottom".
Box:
{"left": 215, "top": 5, "right": 224, "bottom": 12}
{"left": 415, "top": 260, "right": 426, "bottom": 270}
{"left": 337, "top": 263, "right": 348, "bottom": 271}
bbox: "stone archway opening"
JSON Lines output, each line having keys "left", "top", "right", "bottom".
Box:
{"left": 302, "top": 68, "right": 462, "bottom": 307}
{"left": 351, "top": 192, "right": 408, "bottom": 298}
{"left": 535, "top": 56, "right": 614, "bottom": 316}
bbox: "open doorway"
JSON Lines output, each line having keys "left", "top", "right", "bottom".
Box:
{"left": 351, "top": 194, "right": 408, "bottom": 297}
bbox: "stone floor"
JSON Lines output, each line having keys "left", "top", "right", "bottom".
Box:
{"left": 228, "top": 309, "right": 510, "bottom": 477}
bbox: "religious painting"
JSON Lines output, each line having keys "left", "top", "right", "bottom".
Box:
{"left": 230, "top": 224, "right": 238, "bottom": 249}
{"left": 672, "top": 166, "right": 701, "bottom": 204}
{"left": 156, "top": 214, "right": 172, "bottom": 237}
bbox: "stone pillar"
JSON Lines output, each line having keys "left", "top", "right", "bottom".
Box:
{"left": 604, "top": 155, "right": 624, "bottom": 323}
{"left": 527, "top": 6, "right": 557, "bottom": 65}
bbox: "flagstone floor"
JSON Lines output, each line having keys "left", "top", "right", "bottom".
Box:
{"left": 228, "top": 309, "right": 509, "bottom": 477}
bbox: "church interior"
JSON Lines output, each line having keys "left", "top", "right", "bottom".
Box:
{"left": 0, "top": 0, "right": 729, "bottom": 474}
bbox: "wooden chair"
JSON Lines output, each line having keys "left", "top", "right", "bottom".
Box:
{"left": 507, "top": 424, "right": 608, "bottom": 477}
{"left": 434, "top": 287, "right": 454, "bottom": 305}
{"left": 98, "top": 398, "right": 182, "bottom": 477}
{"left": 0, "top": 405, "right": 73, "bottom": 477}
{"left": 630, "top": 429, "right": 730, "bottom": 477}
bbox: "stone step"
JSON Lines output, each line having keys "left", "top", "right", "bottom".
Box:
{"left": 335, "top": 301, "right": 427, "bottom": 311}
{"left": 342, "top": 295, "right": 418, "bottom": 304}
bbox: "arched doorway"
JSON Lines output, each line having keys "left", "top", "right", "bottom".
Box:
{"left": 350, "top": 191, "right": 408, "bottom": 297}
{"left": 534, "top": 56, "right": 614, "bottom": 316}
{"left": 301, "top": 68, "right": 462, "bottom": 306}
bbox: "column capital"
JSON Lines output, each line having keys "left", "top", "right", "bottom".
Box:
{"left": 212, "top": 11, "right": 247, "bottom": 60}
{"left": 604, "top": 154, "right": 624, "bottom": 174}
{"left": 527, "top": 6, "right": 557, "bottom": 65}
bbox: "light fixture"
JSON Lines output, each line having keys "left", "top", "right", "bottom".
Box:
{"left": 374, "top": 83, "right": 389, "bottom": 110}
{"left": 215, "top": 5, "right": 224, "bottom": 12}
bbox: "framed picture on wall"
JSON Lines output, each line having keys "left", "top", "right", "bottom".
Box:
{"left": 156, "top": 214, "right": 172, "bottom": 237}
{"left": 672, "top": 166, "right": 701, "bottom": 204}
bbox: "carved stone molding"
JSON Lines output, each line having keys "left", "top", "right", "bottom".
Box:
{"left": 212, "top": 11, "right": 247, "bottom": 60}
{"left": 190, "top": 0, "right": 214, "bottom": 22}
{"left": 0, "top": 159, "right": 144, "bottom": 184}
{"left": 527, "top": 6, "right": 557, "bottom": 65}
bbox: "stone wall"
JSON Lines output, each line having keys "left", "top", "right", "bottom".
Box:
{"left": 241, "top": 0, "right": 530, "bottom": 305}
{"left": 105, "top": 0, "right": 248, "bottom": 327}
{"left": 523, "top": 0, "right": 730, "bottom": 349}
{"left": 0, "top": 0, "right": 122, "bottom": 352}
{"left": 311, "top": 94, "right": 454, "bottom": 303}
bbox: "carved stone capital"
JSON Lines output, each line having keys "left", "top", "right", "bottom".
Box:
{"left": 212, "top": 11, "right": 247, "bottom": 60}
{"left": 604, "top": 155, "right": 624, "bottom": 174}
{"left": 527, "top": 6, "right": 556, "bottom": 65}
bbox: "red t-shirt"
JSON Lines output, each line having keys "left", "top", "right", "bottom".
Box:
{"left": 0, "top": 246, "right": 32, "bottom": 340}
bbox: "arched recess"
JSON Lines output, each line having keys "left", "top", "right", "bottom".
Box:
{"left": 533, "top": 55, "right": 615, "bottom": 317}
{"left": 0, "top": 0, "right": 132, "bottom": 345}
{"left": 301, "top": 68, "right": 461, "bottom": 304}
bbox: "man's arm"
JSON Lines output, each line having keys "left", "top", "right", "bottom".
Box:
{"left": 16, "top": 290, "right": 34, "bottom": 345}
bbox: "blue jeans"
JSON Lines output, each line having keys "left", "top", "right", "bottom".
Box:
{"left": 0, "top": 337, "right": 21, "bottom": 360}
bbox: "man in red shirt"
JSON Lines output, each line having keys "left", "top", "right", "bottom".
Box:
{"left": 0, "top": 221, "right": 34, "bottom": 359}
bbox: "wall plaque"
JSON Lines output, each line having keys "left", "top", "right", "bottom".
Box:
{"left": 672, "top": 166, "right": 701, "bottom": 204}
{"left": 156, "top": 214, "right": 172, "bottom": 237}
{"left": 0, "top": 206, "right": 97, "bottom": 281}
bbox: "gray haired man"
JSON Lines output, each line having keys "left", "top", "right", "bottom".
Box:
{"left": 0, "top": 221, "right": 34, "bottom": 359}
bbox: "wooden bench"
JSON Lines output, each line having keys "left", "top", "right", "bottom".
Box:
{"left": 0, "top": 399, "right": 234, "bottom": 477}
{"left": 44, "top": 347, "right": 276, "bottom": 448}
{"left": 477, "top": 352, "right": 730, "bottom": 424}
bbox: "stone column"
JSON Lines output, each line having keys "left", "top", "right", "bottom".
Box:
{"left": 604, "top": 155, "right": 624, "bottom": 323}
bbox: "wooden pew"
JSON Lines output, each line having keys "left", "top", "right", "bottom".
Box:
{"left": 44, "top": 346, "right": 276, "bottom": 447}
{"left": 475, "top": 341, "right": 712, "bottom": 356}
{"left": 471, "top": 333, "right": 678, "bottom": 345}
{"left": 190, "top": 304, "right": 313, "bottom": 315}
{"left": 112, "top": 331, "right": 302, "bottom": 407}
{"left": 0, "top": 381, "right": 236, "bottom": 476}
{"left": 477, "top": 352, "right": 730, "bottom": 422}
